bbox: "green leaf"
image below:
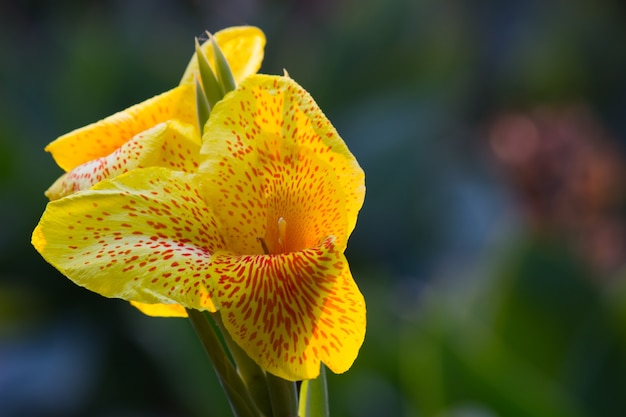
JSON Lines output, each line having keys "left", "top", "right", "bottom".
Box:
{"left": 195, "top": 37, "right": 224, "bottom": 108}
{"left": 211, "top": 34, "right": 237, "bottom": 94}
{"left": 195, "top": 77, "right": 211, "bottom": 133}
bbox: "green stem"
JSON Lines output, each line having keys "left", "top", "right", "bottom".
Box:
{"left": 266, "top": 371, "right": 299, "bottom": 417}
{"left": 298, "top": 365, "right": 329, "bottom": 417}
{"left": 212, "top": 312, "right": 273, "bottom": 417}
{"left": 186, "top": 309, "right": 261, "bottom": 417}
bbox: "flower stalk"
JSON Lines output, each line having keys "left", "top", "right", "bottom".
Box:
{"left": 186, "top": 309, "right": 262, "bottom": 417}
{"left": 266, "top": 372, "right": 299, "bottom": 417}
{"left": 212, "top": 312, "right": 274, "bottom": 417}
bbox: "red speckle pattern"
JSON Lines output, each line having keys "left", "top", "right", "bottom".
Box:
{"left": 46, "top": 120, "right": 202, "bottom": 200}
{"left": 201, "top": 125, "right": 348, "bottom": 257}
{"left": 210, "top": 236, "right": 365, "bottom": 380}
{"left": 34, "top": 168, "right": 224, "bottom": 311}
{"left": 203, "top": 74, "right": 365, "bottom": 237}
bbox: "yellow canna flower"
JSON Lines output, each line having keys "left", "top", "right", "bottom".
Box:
{"left": 32, "top": 74, "right": 366, "bottom": 381}
{"left": 45, "top": 26, "right": 266, "bottom": 200}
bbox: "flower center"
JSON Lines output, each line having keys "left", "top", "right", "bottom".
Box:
{"left": 258, "top": 216, "right": 289, "bottom": 255}
{"left": 277, "top": 216, "right": 287, "bottom": 252}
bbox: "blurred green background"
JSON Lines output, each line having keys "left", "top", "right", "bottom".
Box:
{"left": 2, "top": 0, "right": 626, "bottom": 416}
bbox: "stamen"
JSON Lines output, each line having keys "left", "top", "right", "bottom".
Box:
{"left": 277, "top": 217, "right": 287, "bottom": 251}
{"left": 257, "top": 237, "right": 270, "bottom": 255}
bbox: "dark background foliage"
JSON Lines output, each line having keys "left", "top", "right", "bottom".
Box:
{"left": 2, "top": 0, "right": 626, "bottom": 416}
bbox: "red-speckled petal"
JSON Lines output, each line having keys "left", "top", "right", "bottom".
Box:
{"left": 45, "top": 120, "right": 202, "bottom": 200}
{"left": 46, "top": 85, "right": 197, "bottom": 172}
{"left": 200, "top": 127, "right": 348, "bottom": 255}
{"left": 179, "top": 26, "right": 265, "bottom": 86}
{"left": 202, "top": 74, "right": 365, "bottom": 236}
{"left": 32, "top": 167, "right": 224, "bottom": 311}
{"left": 210, "top": 236, "right": 366, "bottom": 381}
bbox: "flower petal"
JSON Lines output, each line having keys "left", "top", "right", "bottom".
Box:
{"left": 210, "top": 236, "right": 366, "bottom": 381}
{"left": 130, "top": 301, "right": 188, "bottom": 317}
{"left": 200, "top": 130, "right": 349, "bottom": 255}
{"left": 179, "top": 26, "right": 266, "bottom": 86}
{"left": 46, "top": 85, "right": 197, "bottom": 172}
{"left": 32, "top": 167, "right": 224, "bottom": 311}
{"left": 45, "top": 120, "right": 202, "bottom": 200}
{"left": 202, "top": 74, "right": 365, "bottom": 236}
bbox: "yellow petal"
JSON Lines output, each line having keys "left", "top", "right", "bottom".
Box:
{"left": 201, "top": 128, "right": 349, "bottom": 255}
{"left": 209, "top": 236, "right": 366, "bottom": 381}
{"left": 46, "top": 85, "right": 197, "bottom": 172}
{"left": 202, "top": 74, "right": 365, "bottom": 236}
{"left": 179, "top": 26, "right": 266, "bottom": 86}
{"left": 32, "top": 167, "right": 224, "bottom": 311}
{"left": 45, "top": 120, "right": 202, "bottom": 200}
{"left": 130, "top": 301, "right": 188, "bottom": 317}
